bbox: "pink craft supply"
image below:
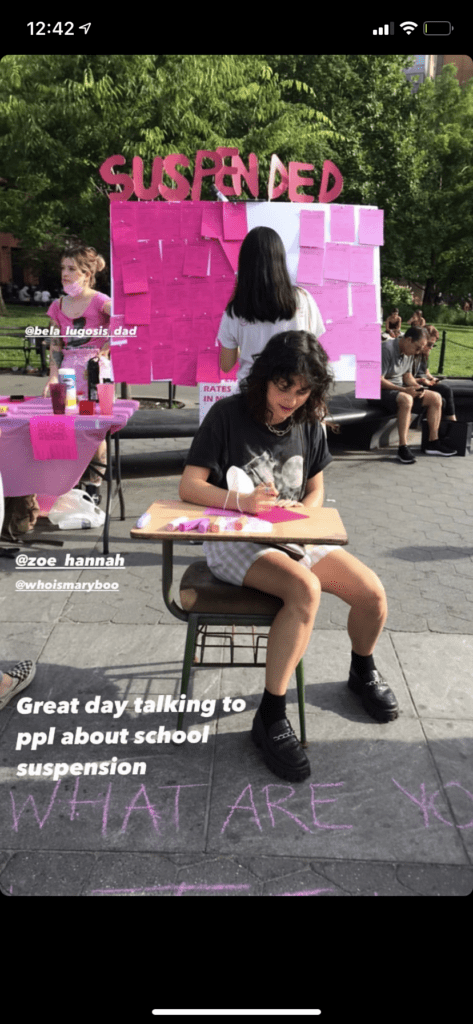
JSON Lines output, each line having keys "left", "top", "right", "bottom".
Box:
{"left": 197, "top": 518, "right": 211, "bottom": 533}
{"left": 257, "top": 507, "right": 309, "bottom": 524}
{"left": 178, "top": 518, "right": 206, "bottom": 532}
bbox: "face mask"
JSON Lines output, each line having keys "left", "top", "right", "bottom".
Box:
{"left": 63, "top": 281, "right": 83, "bottom": 297}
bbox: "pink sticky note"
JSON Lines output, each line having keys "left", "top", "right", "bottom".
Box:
{"left": 121, "top": 335, "right": 152, "bottom": 384}
{"left": 183, "top": 244, "right": 210, "bottom": 277}
{"left": 330, "top": 205, "right": 355, "bottom": 243}
{"left": 153, "top": 204, "right": 182, "bottom": 240}
{"left": 29, "top": 416, "right": 78, "bottom": 460}
{"left": 180, "top": 204, "right": 204, "bottom": 243}
{"left": 299, "top": 210, "right": 325, "bottom": 248}
{"left": 355, "top": 323, "right": 381, "bottom": 358}
{"left": 349, "top": 246, "right": 374, "bottom": 284}
{"left": 351, "top": 286, "right": 377, "bottom": 322}
{"left": 355, "top": 360, "right": 381, "bottom": 399}
{"left": 219, "top": 240, "right": 241, "bottom": 273}
{"left": 172, "top": 318, "right": 197, "bottom": 385}
{"left": 257, "top": 508, "right": 309, "bottom": 523}
{"left": 152, "top": 341, "right": 175, "bottom": 381}
{"left": 201, "top": 203, "right": 223, "bottom": 239}
{"left": 193, "top": 317, "right": 216, "bottom": 352}
{"left": 124, "top": 292, "right": 151, "bottom": 325}
{"left": 359, "top": 209, "right": 384, "bottom": 245}
{"left": 324, "top": 243, "right": 351, "bottom": 281}
{"left": 122, "top": 259, "right": 149, "bottom": 294}
{"left": 317, "top": 283, "right": 349, "bottom": 321}
{"left": 222, "top": 203, "right": 248, "bottom": 240}
{"left": 197, "top": 348, "right": 220, "bottom": 382}
{"left": 297, "top": 247, "right": 324, "bottom": 285}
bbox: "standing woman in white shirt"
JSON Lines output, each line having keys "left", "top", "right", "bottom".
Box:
{"left": 219, "top": 225, "right": 326, "bottom": 383}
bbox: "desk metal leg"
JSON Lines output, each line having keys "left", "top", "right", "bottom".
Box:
{"left": 114, "top": 434, "right": 125, "bottom": 520}
{"left": 102, "top": 429, "right": 112, "bottom": 555}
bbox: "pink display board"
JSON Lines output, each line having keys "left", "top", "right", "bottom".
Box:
{"left": 110, "top": 201, "right": 383, "bottom": 397}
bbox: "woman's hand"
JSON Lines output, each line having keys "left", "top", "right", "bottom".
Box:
{"left": 240, "top": 483, "right": 279, "bottom": 514}
{"left": 43, "top": 376, "right": 58, "bottom": 398}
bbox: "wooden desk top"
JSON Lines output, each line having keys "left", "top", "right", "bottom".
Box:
{"left": 130, "top": 499, "right": 348, "bottom": 545}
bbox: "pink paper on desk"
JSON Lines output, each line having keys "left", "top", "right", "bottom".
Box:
{"left": 330, "top": 205, "right": 355, "bottom": 243}
{"left": 222, "top": 203, "right": 248, "bottom": 240}
{"left": 29, "top": 416, "right": 78, "bottom": 460}
{"left": 122, "top": 259, "right": 149, "bottom": 294}
{"left": 299, "top": 209, "right": 325, "bottom": 248}
{"left": 324, "top": 243, "right": 351, "bottom": 281}
{"left": 257, "top": 508, "right": 309, "bottom": 523}
{"left": 297, "top": 247, "right": 324, "bottom": 285}
{"left": 359, "top": 209, "right": 384, "bottom": 245}
{"left": 205, "top": 507, "right": 241, "bottom": 516}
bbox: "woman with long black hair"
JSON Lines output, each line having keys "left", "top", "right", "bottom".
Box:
{"left": 218, "top": 225, "right": 326, "bottom": 383}
{"left": 180, "top": 331, "right": 397, "bottom": 783}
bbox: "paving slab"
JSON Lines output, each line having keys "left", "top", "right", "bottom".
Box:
{"left": 1, "top": 418, "right": 472, "bottom": 896}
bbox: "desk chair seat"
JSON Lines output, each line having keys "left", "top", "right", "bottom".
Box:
{"left": 178, "top": 559, "right": 307, "bottom": 745}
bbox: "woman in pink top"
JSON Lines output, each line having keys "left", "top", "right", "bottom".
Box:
{"left": 44, "top": 246, "right": 112, "bottom": 495}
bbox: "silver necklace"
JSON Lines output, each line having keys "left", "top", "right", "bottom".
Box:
{"left": 265, "top": 415, "right": 294, "bottom": 435}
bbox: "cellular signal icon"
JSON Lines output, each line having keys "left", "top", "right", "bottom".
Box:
{"left": 373, "top": 22, "right": 394, "bottom": 34}
{"left": 400, "top": 21, "right": 418, "bottom": 34}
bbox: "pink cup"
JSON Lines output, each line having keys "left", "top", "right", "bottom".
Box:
{"left": 97, "top": 383, "right": 115, "bottom": 416}
{"left": 50, "top": 382, "right": 68, "bottom": 415}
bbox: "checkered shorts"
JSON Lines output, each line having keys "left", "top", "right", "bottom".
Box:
{"left": 203, "top": 540, "right": 341, "bottom": 587}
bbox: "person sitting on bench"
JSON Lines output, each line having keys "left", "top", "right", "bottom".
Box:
{"left": 380, "top": 326, "right": 457, "bottom": 463}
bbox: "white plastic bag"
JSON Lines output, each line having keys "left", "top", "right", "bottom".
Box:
{"left": 48, "top": 489, "right": 105, "bottom": 528}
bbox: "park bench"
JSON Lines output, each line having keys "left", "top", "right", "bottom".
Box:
{"left": 0, "top": 327, "right": 49, "bottom": 374}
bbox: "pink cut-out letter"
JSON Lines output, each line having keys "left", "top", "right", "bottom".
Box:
{"left": 232, "top": 153, "right": 259, "bottom": 198}
{"left": 318, "top": 159, "right": 344, "bottom": 203}
{"left": 215, "top": 147, "right": 240, "bottom": 197}
{"left": 267, "top": 154, "right": 289, "bottom": 200}
{"left": 132, "top": 156, "right": 163, "bottom": 200}
{"left": 289, "top": 162, "right": 315, "bottom": 203}
{"left": 160, "top": 153, "right": 191, "bottom": 201}
{"left": 191, "top": 150, "right": 224, "bottom": 201}
{"left": 99, "top": 155, "right": 134, "bottom": 202}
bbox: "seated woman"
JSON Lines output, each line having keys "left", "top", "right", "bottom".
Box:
{"left": 180, "top": 331, "right": 397, "bottom": 783}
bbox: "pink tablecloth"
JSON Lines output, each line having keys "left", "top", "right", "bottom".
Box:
{"left": 0, "top": 398, "right": 139, "bottom": 514}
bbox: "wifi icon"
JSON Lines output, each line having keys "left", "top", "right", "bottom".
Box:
{"left": 400, "top": 21, "right": 418, "bottom": 34}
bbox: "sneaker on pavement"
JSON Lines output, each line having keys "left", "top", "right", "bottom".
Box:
{"left": 425, "top": 439, "right": 457, "bottom": 456}
{"left": 398, "top": 445, "right": 416, "bottom": 463}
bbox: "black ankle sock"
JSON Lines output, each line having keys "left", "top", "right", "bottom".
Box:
{"left": 351, "top": 651, "right": 375, "bottom": 676}
{"left": 259, "top": 688, "right": 286, "bottom": 730}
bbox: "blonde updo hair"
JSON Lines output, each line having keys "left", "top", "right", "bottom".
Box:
{"left": 61, "top": 245, "right": 106, "bottom": 288}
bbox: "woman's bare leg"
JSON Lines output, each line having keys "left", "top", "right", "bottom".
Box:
{"left": 242, "top": 551, "right": 321, "bottom": 695}
{"left": 310, "top": 548, "right": 387, "bottom": 654}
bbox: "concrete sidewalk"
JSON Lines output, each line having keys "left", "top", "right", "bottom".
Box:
{"left": 0, "top": 379, "right": 472, "bottom": 895}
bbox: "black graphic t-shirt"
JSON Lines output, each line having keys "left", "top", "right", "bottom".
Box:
{"left": 185, "top": 393, "right": 333, "bottom": 498}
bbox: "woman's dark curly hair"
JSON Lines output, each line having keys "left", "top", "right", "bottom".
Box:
{"left": 240, "top": 330, "right": 335, "bottom": 427}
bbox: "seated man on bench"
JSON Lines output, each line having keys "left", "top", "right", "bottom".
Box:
{"left": 380, "top": 326, "right": 457, "bottom": 463}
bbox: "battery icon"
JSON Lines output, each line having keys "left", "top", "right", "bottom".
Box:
{"left": 423, "top": 21, "right": 453, "bottom": 34}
